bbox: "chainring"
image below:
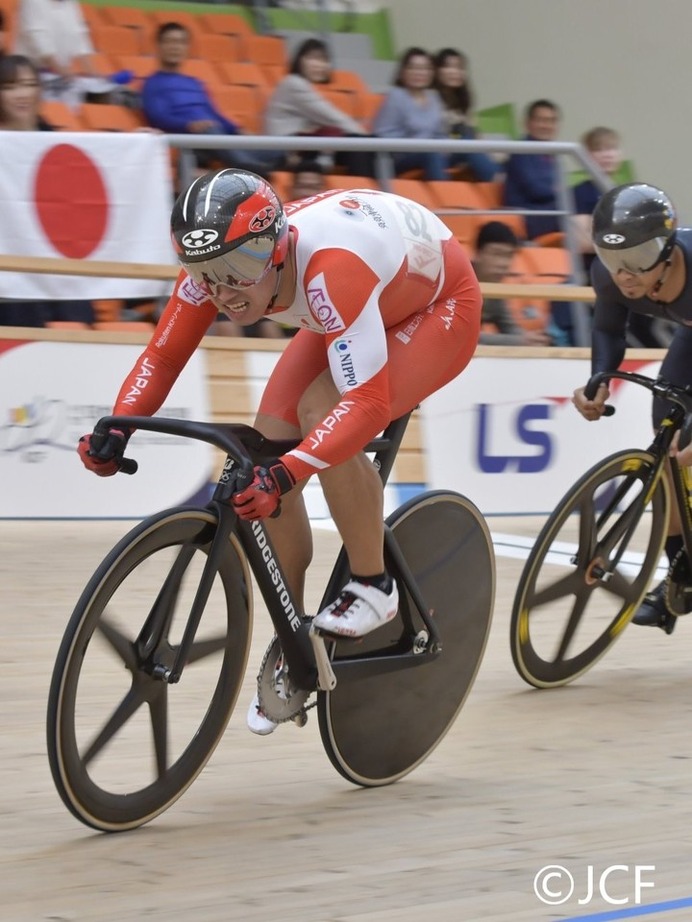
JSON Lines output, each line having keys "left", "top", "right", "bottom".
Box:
{"left": 256, "top": 635, "right": 312, "bottom": 724}
{"left": 665, "top": 549, "right": 692, "bottom": 616}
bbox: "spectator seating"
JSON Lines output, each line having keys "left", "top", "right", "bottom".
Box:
{"left": 79, "top": 102, "right": 145, "bottom": 131}
{"left": 40, "top": 100, "right": 84, "bottom": 131}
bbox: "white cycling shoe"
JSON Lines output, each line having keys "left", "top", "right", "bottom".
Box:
{"left": 312, "top": 580, "right": 399, "bottom": 638}
{"left": 247, "top": 694, "right": 279, "bottom": 735}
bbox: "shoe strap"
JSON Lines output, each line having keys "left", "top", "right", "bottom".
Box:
{"left": 338, "top": 580, "right": 395, "bottom": 623}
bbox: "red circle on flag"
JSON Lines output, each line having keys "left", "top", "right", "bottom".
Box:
{"left": 33, "top": 144, "right": 109, "bottom": 259}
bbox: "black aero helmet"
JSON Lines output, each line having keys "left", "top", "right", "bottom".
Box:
{"left": 592, "top": 182, "right": 677, "bottom": 275}
{"left": 170, "top": 169, "right": 288, "bottom": 291}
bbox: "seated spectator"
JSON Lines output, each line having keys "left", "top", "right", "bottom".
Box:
{"left": 264, "top": 38, "right": 375, "bottom": 178}
{"left": 0, "top": 55, "right": 94, "bottom": 327}
{"left": 572, "top": 126, "right": 623, "bottom": 273}
{"left": 0, "top": 54, "right": 53, "bottom": 131}
{"left": 287, "top": 158, "right": 327, "bottom": 201}
{"left": 572, "top": 127, "right": 670, "bottom": 349}
{"left": 142, "top": 23, "right": 281, "bottom": 180}
{"left": 473, "top": 221, "right": 551, "bottom": 345}
{"left": 503, "top": 99, "right": 562, "bottom": 239}
{"left": 14, "top": 0, "right": 114, "bottom": 108}
{"left": 432, "top": 48, "right": 498, "bottom": 182}
{"left": 373, "top": 47, "right": 449, "bottom": 181}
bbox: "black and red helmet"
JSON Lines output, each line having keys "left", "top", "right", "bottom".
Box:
{"left": 170, "top": 169, "right": 288, "bottom": 290}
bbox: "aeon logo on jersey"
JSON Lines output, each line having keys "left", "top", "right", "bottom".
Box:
{"left": 307, "top": 274, "right": 345, "bottom": 332}
{"left": 476, "top": 403, "right": 554, "bottom": 473}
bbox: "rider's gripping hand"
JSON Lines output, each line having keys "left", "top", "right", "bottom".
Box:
{"left": 78, "top": 428, "right": 131, "bottom": 477}
{"left": 232, "top": 460, "right": 295, "bottom": 521}
{"left": 572, "top": 384, "right": 610, "bottom": 421}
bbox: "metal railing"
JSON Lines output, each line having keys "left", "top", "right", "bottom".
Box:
{"left": 168, "top": 134, "right": 611, "bottom": 345}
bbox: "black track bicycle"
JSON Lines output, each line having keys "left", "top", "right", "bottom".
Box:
{"left": 511, "top": 370, "right": 692, "bottom": 689}
{"left": 47, "top": 411, "right": 495, "bottom": 831}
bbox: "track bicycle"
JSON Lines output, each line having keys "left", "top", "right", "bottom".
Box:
{"left": 47, "top": 411, "right": 495, "bottom": 832}
{"left": 511, "top": 370, "right": 692, "bottom": 688}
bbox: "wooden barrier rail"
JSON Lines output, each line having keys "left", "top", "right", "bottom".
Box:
{"left": 0, "top": 254, "right": 610, "bottom": 484}
{"left": 0, "top": 253, "right": 596, "bottom": 302}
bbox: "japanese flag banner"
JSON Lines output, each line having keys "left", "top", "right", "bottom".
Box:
{"left": 0, "top": 132, "right": 176, "bottom": 300}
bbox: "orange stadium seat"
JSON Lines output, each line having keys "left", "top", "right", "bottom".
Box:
{"left": 218, "top": 61, "right": 272, "bottom": 102}
{"left": 325, "top": 174, "right": 379, "bottom": 191}
{"left": 330, "top": 68, "right": 370, "bottom": 95}
{"left": 40, "top": 100, "right": 85, "bottom": 131}
{"left": 210, "top": 85, "right": 262, "bottom": 133}
{"left": 475, "top": 180, "right": 503, "bottom": 208}
{"left": 388, "top": 178, "right": 437, "bottom": 210}
{"left": 149, "top": 10, "right": 206, "bottom": 45}
{"left": 194, "top": 32, "right": 242, "bottom": 64}
{"left": 240, "top": 34, "right": 288, "bottom": 69}
{"left": 79, "top": 102, "right": 145, "bottom": 132}
{"left": 80, "top": 51, "right": 117, "bottom": 77}
{"left": 90, "top": 24, "right": 144, "bottom": 57}
{"left": 355, "top": 91, "right": 384, "bottom": 127}
{"left": 109, "top": 54, "right": 156, "bottom": 82}
{"left": 201, "top": 12, "right": 254, "bottom": 41}
{"left": 261, "top": 63, "right": 287, "bottom": 87}
{"left": 428, "top": 180, "right": 488, "bottom": 211}
{"left": 181, "top": 58, "right": 226, "bottom": 88}
{"left": 317, "top": 86, "right": 359, "bottom": 119}
{"left": 270, "top": 170, "right": 292, "bottom": 202}
{"left": 79, "top": 3, "right": 108, "bottom": 33}
{"left": 521, "top": 246, "right": 573, "bottom": 283}
{"left": 100, "top": 6, "right": 156, "bottom": 50}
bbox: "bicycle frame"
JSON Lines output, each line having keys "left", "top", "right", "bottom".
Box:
{"left": 100, "top": 410, "right": 440, "bottom": 692}
{"left": 585, "top": 370, "right": 692, "bottom": 575}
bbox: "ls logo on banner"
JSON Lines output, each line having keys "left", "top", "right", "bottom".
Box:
{"left": 476, "top": 403, "right": 553, "bottom": 473}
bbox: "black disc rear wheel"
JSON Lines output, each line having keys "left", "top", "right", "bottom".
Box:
{"left": 318, "top": 491, "right": 495, "bottom": 786}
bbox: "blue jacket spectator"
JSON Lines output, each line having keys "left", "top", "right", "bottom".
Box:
{"left": 503, "top": 99, "right": 561, "bottom": 239}
{"left": 142, "top": 22, "right": 280, "bottom": 179}
{"left": 142, "top": 70, "right": 240, "bottom": 136}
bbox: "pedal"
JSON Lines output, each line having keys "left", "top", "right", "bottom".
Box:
{"left": 308, "top": 625, "right": 337, "bottom": 691}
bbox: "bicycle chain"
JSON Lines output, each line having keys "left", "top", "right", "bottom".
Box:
{"left": 255, "top": 635, "right": 314, "bottom": 725}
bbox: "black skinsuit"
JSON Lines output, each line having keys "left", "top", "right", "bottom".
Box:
{"left": 591, "top": 227, "right": 692, "bottom": 426}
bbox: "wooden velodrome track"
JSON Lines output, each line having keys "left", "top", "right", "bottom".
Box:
{"left": 2, "top": 516, "right": 692, "bottom": 922}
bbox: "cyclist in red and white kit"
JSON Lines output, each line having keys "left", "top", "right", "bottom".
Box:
{"left": 78, "top": 169, "right": 482, "bottom": 733}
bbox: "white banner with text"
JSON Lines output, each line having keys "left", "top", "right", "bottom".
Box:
{"left": 421, "top": 355, "right": 663, "bottom": 515}
{"left": 0, "top": 339, "right": 210, "bottom": 518}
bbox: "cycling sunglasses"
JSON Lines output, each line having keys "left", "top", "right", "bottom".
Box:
{"left": 594, "top": 237, "right": 667, "bottom": 275}
{"left": 183, "top": 236, "right": 276, "bottom": 292}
